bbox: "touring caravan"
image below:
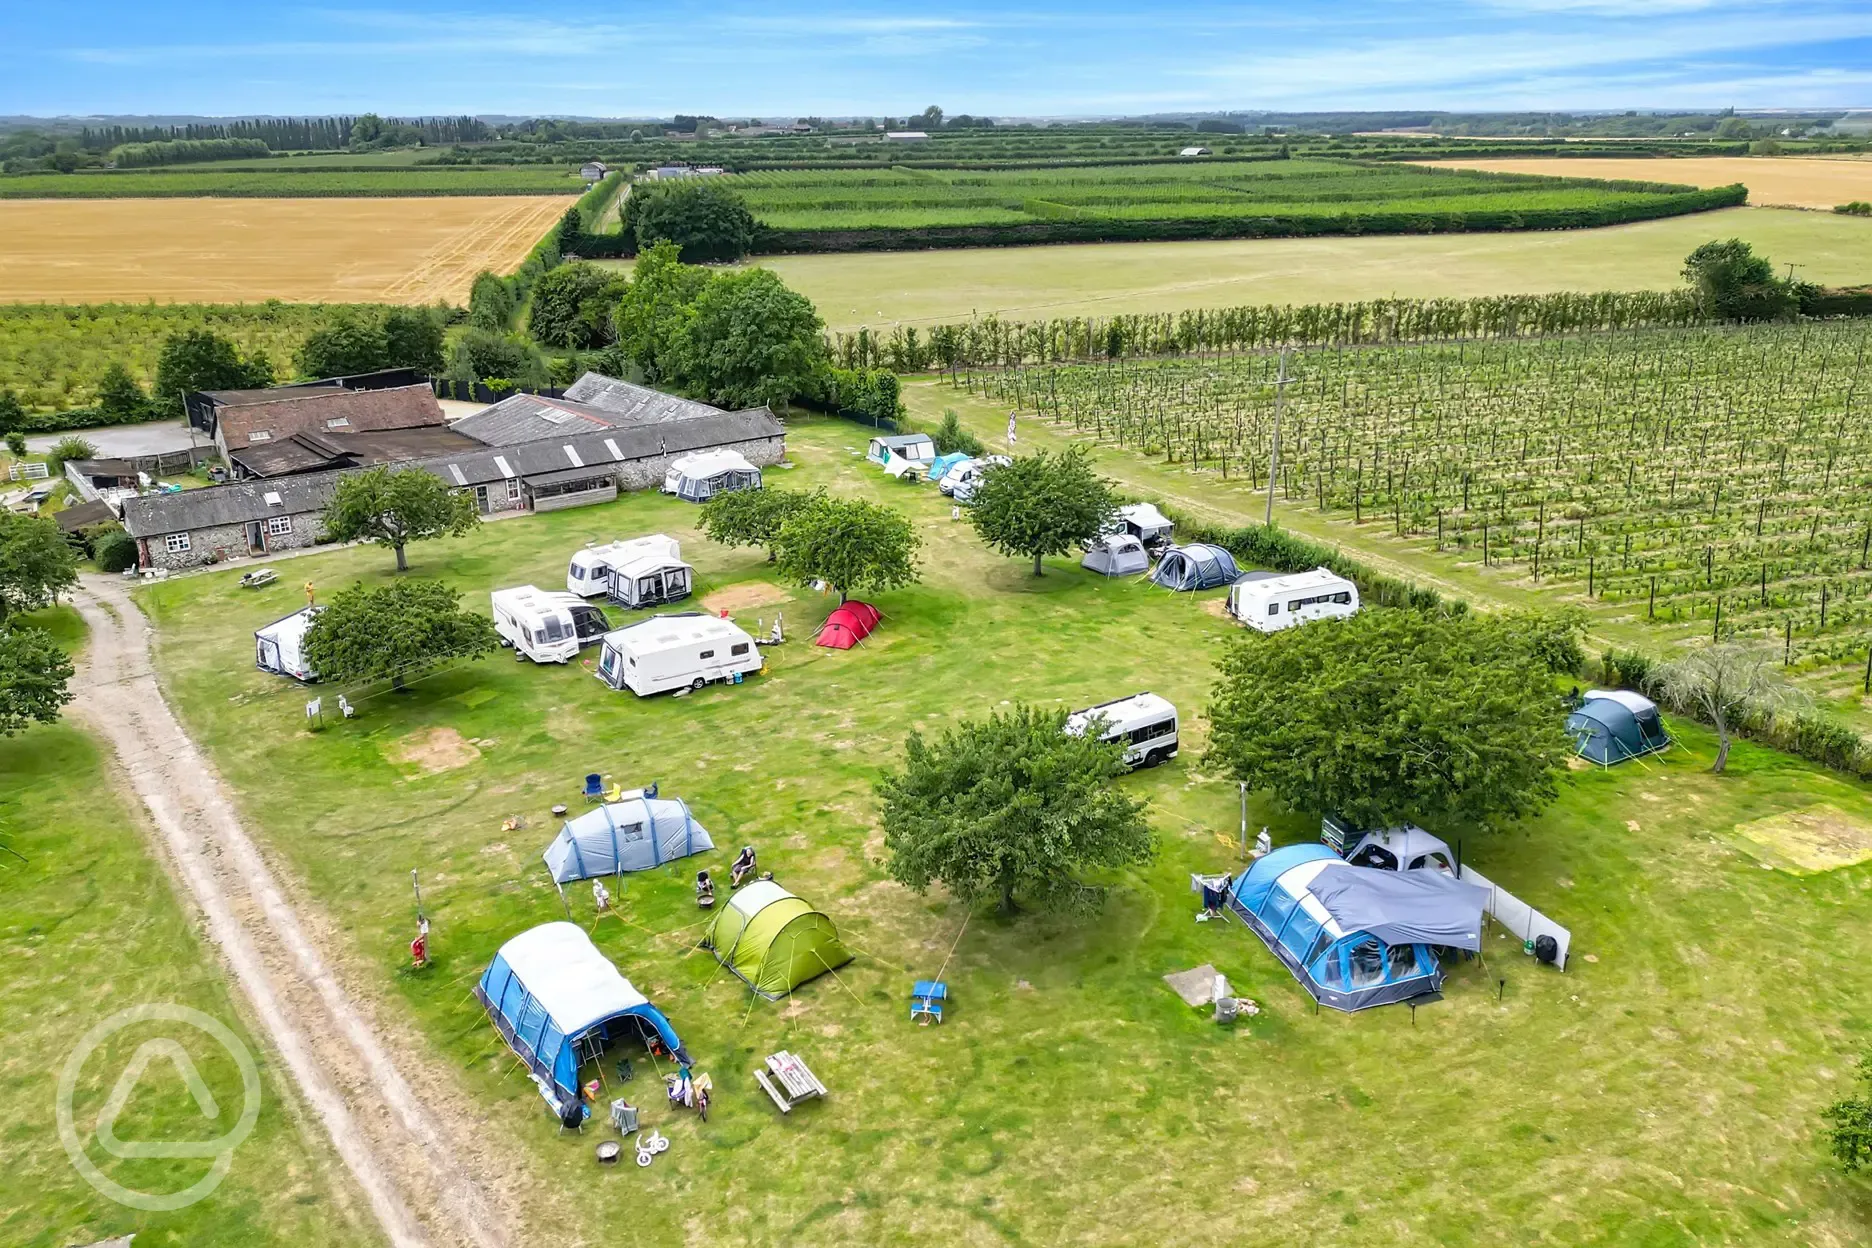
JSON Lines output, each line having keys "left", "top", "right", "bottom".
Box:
{"left": 566, "top": 535, "right": 683, "bottom": 598}
{"left": 254, "top": 606, "right": 321, "bottom": 682}
{"left": 1064, "top": 692, "right": 1179, "bottom": 769}
{"left": 492, "top": 586, "right": 609, "bottom": 663}
{"left": 866, "top": 433, "right": 935, "bottom": 466}
{"left": 1225, "top": 567, "right": 1359, "bottom": 632}
{"left": 595, "top": 613, "right": 763, "bottom": 696}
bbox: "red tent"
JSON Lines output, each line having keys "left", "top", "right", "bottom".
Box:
{"left": 815, "top": 603, "right": 879, "bottom": 650}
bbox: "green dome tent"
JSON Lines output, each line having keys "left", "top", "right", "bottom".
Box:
{"left": 704, "top": 879, "right": 853, "bottom": 999}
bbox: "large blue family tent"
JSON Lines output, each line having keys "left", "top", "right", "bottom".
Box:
{"left": 1150, "top": 543, "right": 1240, "bottom": 591}
{"left": 542, "top": 791, "right": 713, "bottom": 884}
{"left": 1567, "top": 690, "right": 1671, "bottom": 766}
{"left": 926, "top": 451, "right": 971, "bottom": 482}
{"left": 1227, "top": 844, "right": 1488, "bottom": 1012}
{"left": 475, "top": 922, "right": 689, "bottom": 1119}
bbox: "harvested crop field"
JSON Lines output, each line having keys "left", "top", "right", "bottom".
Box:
{"left": 1412, "top": 155, "right": 1872, "bottom": 210}
{"left": 0, "top": 195, "right": 574, "bottom": 304}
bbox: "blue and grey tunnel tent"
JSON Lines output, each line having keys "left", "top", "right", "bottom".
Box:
{"left": 542, "top": 792, "right": 714, "bottom": 883}
{"left": 474, "top": 922, "right": 688, "bottom": 1117}
{"left": 1227, "top": 844, "right": 1488, "bottom": 1012}
{"left": 1567, "top": 689, "right": 1671, "bottom": 765}
{"left": 1150, "top": 543, "right": 1241, "bottom": 591}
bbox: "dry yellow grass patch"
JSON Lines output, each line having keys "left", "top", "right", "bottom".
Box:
{"left": 1727, "top": 804, "right": 1872, "bottom": 874}
{"left": 1412, "top": 156, "right": 1872, "bottom": 210}
{"left": 0, "top": 195, "right": 574, "bottom": 304}
{"left": 386, "top": 726, "right": 483, "bottom": 774}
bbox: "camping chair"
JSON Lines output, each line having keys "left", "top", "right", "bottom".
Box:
{"left": 603, "top": 781, "right": 625, "bottom": 803}
{"left": 582, "top": 774, "right": 604, "bottom": 803}
{"left": 910, "top": 980, "right": 947, "bottom": 1024}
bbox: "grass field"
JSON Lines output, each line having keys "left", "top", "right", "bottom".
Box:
{"left": 1416, "top": 156, "right": 1872, "bottom": 211}
{"left": 715, "top": 206, "right": 1872, "bottom": 331}
{"left": 0, "top": 607, "right": 378, "bottom": 1248}
{"left": 0, "top": 167, "right": 588, "bottom": 199}
{"left": 0, "top": 196, "right": 573, "bottom": 306}
{"left": 131, "top": 419, "right": 1872, "bottom": 1244}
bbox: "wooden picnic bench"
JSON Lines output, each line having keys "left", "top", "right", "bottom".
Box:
{"left": 753, "top": 1050, "right": 826, "bottom": 1114}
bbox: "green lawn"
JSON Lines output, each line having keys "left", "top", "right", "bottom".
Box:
{"left": 633, "top": 206, "right": 1872, "bottom": 332}
{"left": 126, "top": 419, "right": 1872, "bottom": 1244}
{"left": 0, "top": 607, "right": 377, "bottom": 1248}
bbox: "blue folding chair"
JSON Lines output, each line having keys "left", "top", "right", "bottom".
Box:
{"left": 582, "top": 773, "right": 604, "bottom": 803}
{"left": 910, "top": 980, "right": 947, "bottom": 1024}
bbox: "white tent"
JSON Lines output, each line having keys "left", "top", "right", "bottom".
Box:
{"left": 1082, "top": 534, "right": 1150, "bottom": 576}
{"left": 664, "top": 450, "right": 761, "bottom": 502}
{"left": 881, "top": 450, "right": 926, "bottom": 480}
{"left": 543, "top": 791, "right": 714, "bottom": 882}
{"left": 255, "top": 606, "right": 321, "bottom": 681}
{"left": 1344, "top": 825, "right": 1456, "bottom": 874}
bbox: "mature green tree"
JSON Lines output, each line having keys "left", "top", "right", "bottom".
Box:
{"left": 932, "top": 409, "right": 984, "bottom": 457}
{"left": 1825, "top": 1047, "right": 1872, "bottom": 1173}
{"left": 1656, "top": 643, "right": 1800, "bottom": 774}
{"left": 301, "top": 579, "right": 497, "bottom": 691}
{"left": 0, "top": 625, "right": 75, "bottom": 736}
{"left": 699, "top": 486, "right": 822, "bottom": 562}
{"left": 967, "top": 446, "right": 1119, "bottom": 577}
{"left": 320, "top": 465, "right": 478, "bottom": 572}
{"left": 0, "top": 514, "right": 79, "bottom": 625}
{"left": 878, "top": 704, "right": 1154, "bottom": 916}
{"left": 296, "top": 311, "right": 391, "bottom": 379}
{"left": 526, "top": 261, "right": 625, "bottom": 349}
{"left": 96, "top": 362, "right": 151, "bottom": 423}
{"left": 445, "top": 329, "right": 548, "bottom": 389}
{"left": 556, "top": 204, "right": 587, "bottom": 255}
{"left": 669, "top": 268, "right": 829, "bottom": 409}
{"left": 0, "top": 391, "right": 23, "bottom": 438}
{"left": 1207, "top": 609, "right": 1570, "bottom": 835}
{"left": 612, "top": 242, "right": 709, "bottom": 383}
{"left": 626, "top": 181, "right": 757, "bottom": 263}
{"left": 467, "top": 270, "right": 517, "bottom": 331}
{"left": 153, "top": 329, "right": 273, "bottom": 413}
{"left": 381, "top": 307, "right": 446, "bottom": 374}
{"left": 774, "top": 496, "right": 920, "bottom": 603}
{"left": 1682, "top": 239, "right": 1795, "bottom": 321}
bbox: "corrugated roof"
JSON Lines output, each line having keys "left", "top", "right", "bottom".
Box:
{"left": 562, "top": 373, "right": 723, "bottom": 423}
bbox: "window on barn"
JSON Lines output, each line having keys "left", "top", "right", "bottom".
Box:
{"left": 165, "top": 532, "right": 191, "bottom": 553}
{"left": 248, "top": 430, "right": 272, "bottom": 442}
{"left": 326, "top": 418, "right": 351, "bottom": 429}
{"left": 507, "top": 478, "right": 523, "bottom": 501}
{"left": 266, "top": 516, "right": 292, "bottom": 537}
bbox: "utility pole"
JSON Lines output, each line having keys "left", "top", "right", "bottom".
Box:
{"left": 1265, "top": 349, "right": 1289, "bottom": 529}
{"left": 1239, "top": 782, "right": 1248, "bottom": 861}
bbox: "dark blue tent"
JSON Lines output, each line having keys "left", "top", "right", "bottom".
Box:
{"left": 1227, "top": 845, "right": 1486, "bottom": 1012}
{"left": 1567, "top": 691, "right": 1670, "bottom": 765}
{"left": 1150, "top": 543, "right": 1240, "bottom": 591}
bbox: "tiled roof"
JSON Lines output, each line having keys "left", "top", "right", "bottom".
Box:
{"left": 215, "top": 385, "right": 445, "bottom": 451}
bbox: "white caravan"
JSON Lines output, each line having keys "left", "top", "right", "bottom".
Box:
{"left": 254, "top": 606, "right": 322, "bottom": 682}
{"left": 1225, "top": 567, "right": 1359, "bottom": 633}
{"left": 492, "top": 586, "right": 610, "bottom": 663}
{"left": 594, "top": 613, "right": 763, "bottom": 697}
{"left": 567, "top": 535, "right": 682, "bottom": 598}
{"left": 943, "top": 454, "right": 1010, "bottom": 501}
{"left": 1064, "top": 692, "right": 1179, "bottom": 769}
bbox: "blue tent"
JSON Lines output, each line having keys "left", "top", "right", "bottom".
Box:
{"left": 1150, "top": 543, "right": 1240, "bottom": 591}
{"left": 474, "top": 922, "right": 688, "bottom": 1118}
{"left": 927, "top": 452, "right": 971, "bottom": 482}
{"left": 1567, "top": 691, "right": 1670, "bottom": 765}
{"left": 1227, "top": 844, "right": 1486, "bottom": 1012}
{"left": 542, "top": 792, "right": 713, "bottom": 883}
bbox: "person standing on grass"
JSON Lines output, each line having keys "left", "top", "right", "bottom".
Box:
{"left": 1006, "top": 413, "right": 1018, "bottom": 449}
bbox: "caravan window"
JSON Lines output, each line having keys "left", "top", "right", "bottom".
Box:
{"left": 731, "top": 643, "right": 749, "bottom": 656}
{"left": 600, "top": 649, "right": 618, "bottom": 676}
{"left": 1333, "top": 591, "right": 1352, "bottom": 604}
{"left": 698, "top": 649, "right": 715, "bottom": 660}
{"left": 1127, "top": 719, "right": 1175, "bottom": 745}
{"left": 541, "top": 617, "right": 565, "bottom": 642}
{"left": 1347, "top": 940, "right": 1385, "bottom": 988}
{"left": 1386, "top": 944, "right": 1420, "bottom": 981}
{"left": 1267, "top": 602, "right": 1279, "bottom": 616}
{"left": 570, "top": 565, "right": 585, "bottom": 582}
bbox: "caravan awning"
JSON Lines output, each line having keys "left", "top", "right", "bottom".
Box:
{"left": 1306, "top": 868, "right": 1488, "bottom": 951}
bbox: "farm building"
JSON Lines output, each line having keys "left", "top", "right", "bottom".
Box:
{"left": 186, "top": 379, "right": 446, "bottom": 472}
{"left": 1568, "top": 690, "right": 1671, "bottom": 765}
{"left": 663, "top": 449, "right": 762, "bottom": 502}
{"left": 1150, "top": 543, "right": 1241, "bottom": 591}
{"left": 449, "top": 376, "right": 744, "bottom": 447}
{"left": 62, "top": 458, "right": 142, "bottom": 501}
{"left": 1226, "top": 843, "right": 1487, "bottom": 1012}
{"left": 123, "top": 471, "right": 343, "bottom": 570}
{"left": 579, "top": 161, "right": 609, "bottom": 181}
{"left": 885, "top": 131, "right": 931, "bottom": 142}
{"left": 542, "top": 793, "right": 714, "bottom": 883}
{"left": 703, "top": 879, "right": 854, "bottom": 999}
{"left": 1224, "top": 568, "right": 1359, "bottom": 631}
{"left": 474, "top": 922, "right": 689, "bottom": 1120}
{"left": 1179, "top": 146, "right": 1212, "bottom": 157}
{"left": 229, "top": 424, "right": 479, "bottom": 480}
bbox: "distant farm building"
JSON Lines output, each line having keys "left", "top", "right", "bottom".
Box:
{"left": 885, "top": 131, "right": 931, "bottom": 143}
{"left": 580, "top": 161, "right": 609, "bottom": 181}
{"left": 1179, "top": 146, "right": 1212, "bottom": 157}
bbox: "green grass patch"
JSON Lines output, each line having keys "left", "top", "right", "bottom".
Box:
{"left": 128, "top": 418, "right": 1872, "bottom": 1243}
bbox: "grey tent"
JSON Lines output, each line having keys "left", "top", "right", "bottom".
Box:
{"left": 1082, "top": 534, "right": 1149, "bottom": 577}
{"left": 1567, "top": 690, "right": 1670, "bottom": 765}
{"left": 543, "top": 792, "right": 714, "bottom": 883}
{"left": 1150, "top": 543, "right": 1240, "bottom": 591}
{"left": 1344, "top": 825, "right": 1456, "bottom": 874}
{"left": 1306, "top": 867, "right": 1489, "bottom": 951}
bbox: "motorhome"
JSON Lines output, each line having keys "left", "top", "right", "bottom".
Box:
{"left": 942, "top": 454, "right": 1010, "bottom": 501}
{"left": 1064, "top": 692, "right": 1179, "bottom": 769}
{"left": 594, "top": 613, "right": 763, "bottom": 696}
{"left": 492, "top": 586, "right": 610, "bottom": 664}
{"left": 1224, "top": 567, "right": 1359, "bottom": 632}
{"left": 566, "top": 535, "right": 682, "bottom": 598}
{"left": 254, "top": 606, "right": 322, "bottom": 682}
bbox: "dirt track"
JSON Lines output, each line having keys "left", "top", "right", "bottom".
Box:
{"left": 69, "top": 573, "right": 522, "bottom": 1248}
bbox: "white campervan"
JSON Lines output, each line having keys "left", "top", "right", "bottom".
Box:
{"left": 1225, "top": 567, "right": 1359, "bottom": 633}
{"left": 492, "top": 586, "right": 610, "bottom": 664}
{"left": 594, "top": 613, "right": 763, "bottom": 696}
{"left": 943, "top": 454, "right": 1010, "bottom": 501}
{"left": 567, "top": 535, "right": 682, "bottom": 598}
{"left": 1064, "top": 692, "right": 1179, "bottom": 769}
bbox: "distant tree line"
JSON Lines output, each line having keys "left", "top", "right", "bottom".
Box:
{"left": 109, "top": 138, "right": 272, "bottom": 167}
{"left": 76, "top": 115, "right": 491, "bottom": 152}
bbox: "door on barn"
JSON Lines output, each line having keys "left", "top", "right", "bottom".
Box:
{"left": 246, "top": 521, "right": 265, "bottom": 552}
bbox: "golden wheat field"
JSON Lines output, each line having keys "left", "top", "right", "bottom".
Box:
{"left": 1413, "top": 155, "right": 1872, "bottom": 210}
{"left": 0, "top": 196, "right": 575, "bottom": 305}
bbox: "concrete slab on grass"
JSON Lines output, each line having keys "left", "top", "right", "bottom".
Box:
{"left": 1163, "top": 964, "right": 1219, "bottom": 1008}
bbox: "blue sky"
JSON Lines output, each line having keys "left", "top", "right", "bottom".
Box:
{"left": 3, "top": 1, "right": 1870, "bottom": 118}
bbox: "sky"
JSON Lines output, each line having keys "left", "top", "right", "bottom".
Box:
{"left": 3, "top": 0, "right": 1870, "bottom": 119}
